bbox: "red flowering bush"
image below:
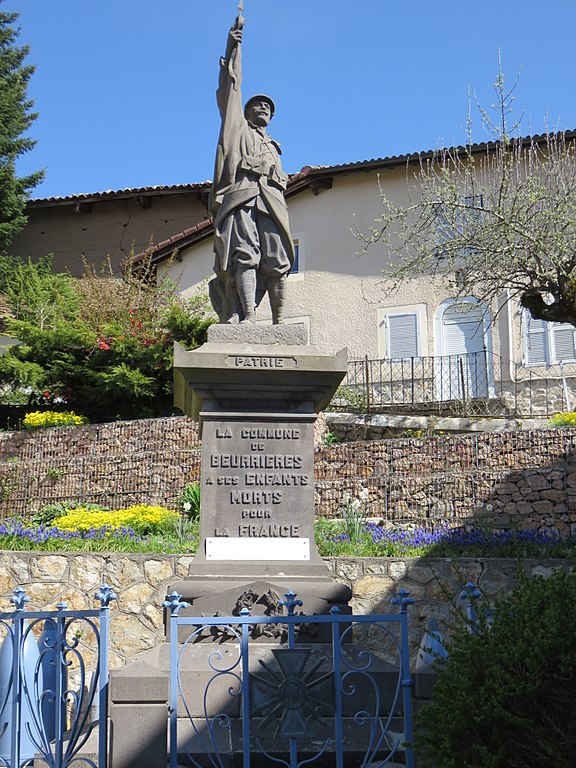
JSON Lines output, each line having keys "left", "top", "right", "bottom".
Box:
{"left": 0, "top": 255, "right": 215, "bottom": 421}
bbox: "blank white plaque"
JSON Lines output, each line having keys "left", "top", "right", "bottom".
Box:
{"left": 206, "top": 537, "right": 310, "bottom": 560}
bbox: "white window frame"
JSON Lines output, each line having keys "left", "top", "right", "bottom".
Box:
{"left": 522, "top": 310, "right": 576, "bottom": 365}
{"left": 378, "top": 304, "right": 428, "bottom": 360}
{"left": 434, "top": 296, "right": 493, "bottom": 357}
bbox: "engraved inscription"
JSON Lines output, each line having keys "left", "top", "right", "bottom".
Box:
{"left": 211, "top": 455, "right": 303, "bottom": 469}
{"left": 225, "top": 355, "right": 297, "bottom": 369}
{"left": 238, "top": 524, "right": 300, "bottom": 537}
{"left": 231, "top": 490, "right": 282, "bottom": 504}
{"left": 245, "top": 473, "right": 309, "bottom": 486}
{"left": 240, "top": 428, "right": 300, "bottom": 439}
{"left": 205, "top": 422, "right": 312, "bottom": 541}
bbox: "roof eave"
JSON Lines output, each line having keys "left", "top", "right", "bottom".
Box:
{"left": 26, "top": 182, "right": 212, "bottom": 209}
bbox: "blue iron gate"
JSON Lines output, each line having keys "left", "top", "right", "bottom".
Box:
{"left": 165, "top": 589, "right": 415, "bottom": 768}
{"left": 0, "top": 584, "right": 115, "bottom": 768}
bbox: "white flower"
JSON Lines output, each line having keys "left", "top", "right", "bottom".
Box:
{"left": 359, "top": 488, "right": 369, "bottom": 502}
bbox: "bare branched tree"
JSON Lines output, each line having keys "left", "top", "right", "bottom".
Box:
{"left": 356, "top": 62, "right": 576, "bottom": 326}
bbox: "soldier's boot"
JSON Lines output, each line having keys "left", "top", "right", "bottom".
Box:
{"left": 268, "top": 275, "right": 287, "bottom": 325}
{"left": 236, "top": 267, "right": 257, "bottom": 323}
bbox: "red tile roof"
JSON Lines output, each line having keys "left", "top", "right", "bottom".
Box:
{"left": 41, "top": 130, "right": 576, "bottom": 264}
{"left": 28, "top": 182, "right": 211, "bottom": 207}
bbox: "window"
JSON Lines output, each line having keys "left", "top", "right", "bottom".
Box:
{"left": 434, "top": 195, "right": 484, "bottom": 258}
{"left": 292, "top": 239, "right": 299, "bottom": 274}
{"left": 523, "top": 311, "right": 576, "bottom": 365}
{"left": 387, "top": 313, "right": 419, "bottom": 358}
{"left": 289, "top": 234, "right": 304, "bottom": 278}
{"left": 378, "top": 306, "right": 427, "bottom": 359}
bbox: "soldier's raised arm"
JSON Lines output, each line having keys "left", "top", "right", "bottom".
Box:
{"left": 224, "top": 14, "right": 244, "bottom": 62}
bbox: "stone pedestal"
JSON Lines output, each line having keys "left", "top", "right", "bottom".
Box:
{"left": 170, "top": 324, "right": 352, "bottom": 616}
{"left": 109, "top": 326, "right": 355, "bottom": 768}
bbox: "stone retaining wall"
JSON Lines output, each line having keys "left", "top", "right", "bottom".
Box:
{"left": 315, "top": 428, "right": 576, "bottom": 535}
{"left": 0, "top": 551, "right": 569, "bottom": 668}
{"left": 1, "top": 417, "right": 576, "bottom": 535}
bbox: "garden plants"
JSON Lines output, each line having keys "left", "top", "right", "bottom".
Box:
{"left": 23, "top": 410, "right": 88, "bottom": 429}
{"left": 0, "top": 503, "right": 197, "bottom": 553}
{"left": 416, "top": 568, "right": 576, "bottom": 768}
{"left": 549, "top": 411, "right": 576, "bottom": 428}
{"left": 0, "top": 253, "right": 215, "bottom": 423}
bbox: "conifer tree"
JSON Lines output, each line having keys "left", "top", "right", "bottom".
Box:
{"left": 0, "top": 2, "right": 43, "bottom": 251}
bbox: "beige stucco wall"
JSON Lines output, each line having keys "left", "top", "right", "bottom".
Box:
{"left": 162, "top": 168, "right": 514, "bottom": 362}
{"left": 13, "top": 191, "right": 208, "bottom": 275}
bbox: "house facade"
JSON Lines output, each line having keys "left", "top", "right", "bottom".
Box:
{"left": 15, "top": 143, "right": 576, "bottom": 418}
{"left": 11, "top": 183, "right": 211, "bottom": 275}
{"left": 146, "top": 151, "right": 576, "bottom": 417}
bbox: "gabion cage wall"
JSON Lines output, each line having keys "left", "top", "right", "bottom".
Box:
{"left": 0, "top": 417, "right": 201, "bottom": 519}
{"left": 315, "top": 429, "right": 576, "bottom": 535}
{"left": 1, "top": 417, "right": 576, "bottom": 536}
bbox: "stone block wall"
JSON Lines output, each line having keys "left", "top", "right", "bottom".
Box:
{"left": 0, "top": 551, "right": 569, "bottom": 668}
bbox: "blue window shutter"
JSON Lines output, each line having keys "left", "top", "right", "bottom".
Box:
{"left": 388, "top": 313, "right": 419, "bottom": 358}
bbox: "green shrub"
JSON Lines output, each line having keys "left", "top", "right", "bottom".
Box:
{"left": 416, "top": 568, "right": 576, "bottom": 768}
{"left": 31, "top": 500, "right": 106, "bottom": 527}
{"left": 332, "top": 384, "right": 367, "bottom": 412}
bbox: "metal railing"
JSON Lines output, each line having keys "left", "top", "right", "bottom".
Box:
{"left": 332, "top": 351, "right": 576, "bottom": 417}
{"left": 164, "top": 590, "right": 415, "bottom": 768}
{"left": 0, "top": 584, "right": 115, "bottom": 768}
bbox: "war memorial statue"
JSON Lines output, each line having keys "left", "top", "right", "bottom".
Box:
{"left": 208, "top": 8, "right": 294, "bottom": 325}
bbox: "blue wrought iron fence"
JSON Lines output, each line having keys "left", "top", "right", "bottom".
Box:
{"left": 0, "top": 584, "right": 116, "bottom": 768}
{"left": 164, "top": 589, "right": 415, "bottom": 768}
{"left": 334, "top": 352, "right": 576, "bottom": 417}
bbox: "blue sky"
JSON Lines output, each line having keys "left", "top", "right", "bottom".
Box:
{"left": 8, "top": 0, "right": 576, "bottom": 199}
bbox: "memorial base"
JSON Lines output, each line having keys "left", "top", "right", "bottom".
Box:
{"left": 171, "top": 324, "right": 352, "bottom": 616}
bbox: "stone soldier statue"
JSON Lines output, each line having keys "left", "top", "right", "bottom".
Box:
{"left": 208, "top": 10, "right": 294, "bottom": 325}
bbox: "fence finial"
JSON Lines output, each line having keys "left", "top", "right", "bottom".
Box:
{"left": 95, "top": 583, "right": 118, "bottom": 607}
{"left": 392, "top": 588, "right": 415, "bottom": 613}
{"left": 10, "top": 586, "right": 29, "bottom": 610}
{"left": 162, "top": 591, "right": 190, "bottom": 615}
{"left": 280, "top": 591, "right": 303, "bottom": 615}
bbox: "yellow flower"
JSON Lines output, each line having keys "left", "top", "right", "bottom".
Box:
{"left": 23, "top": 411, "right": 88, "bottom": 429}
{"left": 52, "top": 505, "right": 179, "bottom": 535}
{"left": 550, "top": 411, "right": 576, "bottom": 428}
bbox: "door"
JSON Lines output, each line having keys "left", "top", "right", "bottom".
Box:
{"left": 439, "top": 301, "right": 490, "bottom": 400}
